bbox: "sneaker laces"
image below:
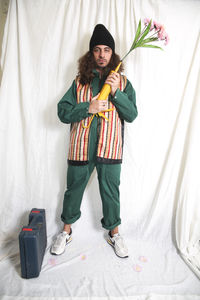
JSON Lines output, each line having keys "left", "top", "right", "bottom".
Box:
{"left": 54, "top": 231, "right": 69, "bottom": 247}
{"left": 112, "top": 234, "right": 127, "bottom": 250}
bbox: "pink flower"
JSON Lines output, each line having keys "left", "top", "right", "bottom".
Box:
{"left": 158, "top": 29, "right": 169, "bottom": 43}
{"left": 158, "top": 30, "right": 165, "bottom": 40}
{"left": 153, "top": 21, "right": 162, "bottom": 31}
{"left": 164, "top": 33, "right": 169, "bottom": 45}
{"left": 151, "top": 21, "right": 169, "bottom": 45}
{"left": 144, "top": 18, "right": 154, "bottom": 31}
{"left": 159, "top": 25, "right": 165, "bottom": 34}
{"left": 150, "top": 21, "right": 154, "bottom": 31}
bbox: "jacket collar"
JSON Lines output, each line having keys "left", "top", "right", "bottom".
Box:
{"left": 92, "top": 68, "right": 107, "bottom": 80}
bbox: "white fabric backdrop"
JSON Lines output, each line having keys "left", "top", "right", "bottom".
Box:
{"left": 0, "top": 0, "right": 200, "bottom": 299}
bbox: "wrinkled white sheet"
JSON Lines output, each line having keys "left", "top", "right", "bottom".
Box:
{"left": 0, "top": 0, "right": 200, "bottom": 299}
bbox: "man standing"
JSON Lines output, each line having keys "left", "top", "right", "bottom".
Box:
{"left": 51, "top": 24, "right": 138, "bottom": 258}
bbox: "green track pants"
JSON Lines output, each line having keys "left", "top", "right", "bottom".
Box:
{"left": 61, "top": 116, "right": 121, "bottom": 230}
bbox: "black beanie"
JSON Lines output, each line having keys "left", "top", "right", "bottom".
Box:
{"left": 89, "top": 24, "right": 115, "bottom": 53}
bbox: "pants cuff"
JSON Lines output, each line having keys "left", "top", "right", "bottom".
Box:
{"left": 61, "top": 212, "right": 81, "bottom": 224}
{"left": 101, "top": 218, "right": 121, "bottom": 230}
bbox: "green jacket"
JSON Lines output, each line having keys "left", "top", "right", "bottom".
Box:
{"left": 58, "top": 70, "right": 138, "bottom": 124}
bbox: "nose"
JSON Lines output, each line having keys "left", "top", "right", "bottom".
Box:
{"left": 99, "top": 50, "right": 105, "bottom": 58}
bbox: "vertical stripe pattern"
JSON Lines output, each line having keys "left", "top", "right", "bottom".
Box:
{"left": 97, "top": 75, "right": 127, "bottom": 160}
{"left": 68, "top": 78, "right": 93, "bottom": 162}
{"left": 68, "top": 75, "right": 127, "bottom": 163}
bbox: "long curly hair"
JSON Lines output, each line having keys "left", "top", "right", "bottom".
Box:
{"left": 77, "top": 51, "right": 124, "bottom": 85}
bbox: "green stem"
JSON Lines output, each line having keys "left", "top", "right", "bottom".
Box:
{"left": 140, "top": 24, "right": 147, "bottom": 37}
{"left": 148, "top": 30, "right": 160, "bottom": 39}
{"left": 121, "top": 50, "right": 131, "bottom": 61}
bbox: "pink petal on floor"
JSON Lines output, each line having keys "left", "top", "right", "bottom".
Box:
{"left": 81, "top": 255, "right": 86, "bottom": 260}
{"left": 139, "top": 256, "right": 148, "bottom": 262}
{"left": 133, "top": 264, "right": 142, "bottom": 272}
{"left": 48, "top": 258, "right": 57, "bottom": 266}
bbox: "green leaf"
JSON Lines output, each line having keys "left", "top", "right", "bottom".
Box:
{"left": 130, "top": 19, "right": 141, "bottom": 51}
{"left": 136, "top": 20, "right": 152, "bottom": 46}
{"left": 121, "top": 19, "right": 142, "bottom": 60}
{"left": 136, "top": 44, "right": 164, "bottom": 50}
{"left": 141, "top": 37, "right": 158, "bottom": 44}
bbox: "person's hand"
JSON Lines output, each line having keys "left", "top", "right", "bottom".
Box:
{"left": 105, "top": 72, "right": 120, "bottom": 96}
{"left": 89, "top": 93, "right": 108, "bottom": 114}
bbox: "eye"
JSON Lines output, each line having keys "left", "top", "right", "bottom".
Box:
{"left": 93, "top": 48, "right": 100, "bottom": 53}
{"left": 105, "top": 48, "right": 111, "bottom": 53}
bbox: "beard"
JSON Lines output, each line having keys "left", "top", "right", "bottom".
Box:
{"left": 94, "top": 61, "right": 111, "bottom": 77}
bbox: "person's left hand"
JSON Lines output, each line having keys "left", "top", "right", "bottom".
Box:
{"left": 105, "top": 72, "right": 120, "bottom": 96}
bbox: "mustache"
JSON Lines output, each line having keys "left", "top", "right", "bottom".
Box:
{"left": 97, "top": 59, "right": 107, "bottom": 62}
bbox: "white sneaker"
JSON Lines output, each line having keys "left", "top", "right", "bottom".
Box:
{"left": 50, "top": 230, "right": 72, "bottom": 255}
{"left": 107, "top": 232, "right": 129, "bottom": 258}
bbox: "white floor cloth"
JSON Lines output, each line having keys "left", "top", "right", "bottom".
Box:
{"left": 0, "top": 0, "right": 200, "bottom": 299}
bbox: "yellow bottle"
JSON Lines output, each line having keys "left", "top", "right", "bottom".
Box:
{"left": 98, "top": 61, "right": 122, "bottom": 100}
{"left": 82, "top": 61, "right": 122, "bottom": 128}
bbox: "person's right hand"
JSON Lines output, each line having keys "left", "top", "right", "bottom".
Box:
{"left": 88, "top": 93, "right": 108, "bottom": 114}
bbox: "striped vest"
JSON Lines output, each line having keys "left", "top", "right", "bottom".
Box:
{"left": 68, "top": 75, "right": 127, "bottom": 165}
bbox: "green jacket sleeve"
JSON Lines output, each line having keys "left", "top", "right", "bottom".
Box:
{"left": 110, "top": 79, "right": 138, "bottom": 123}
{"left": 57, "top": 80, "right": 91, "bottom": 124}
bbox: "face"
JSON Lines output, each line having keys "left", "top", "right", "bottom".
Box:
{"left": 93, "top": 45, "right": 112, "bottom": 68}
